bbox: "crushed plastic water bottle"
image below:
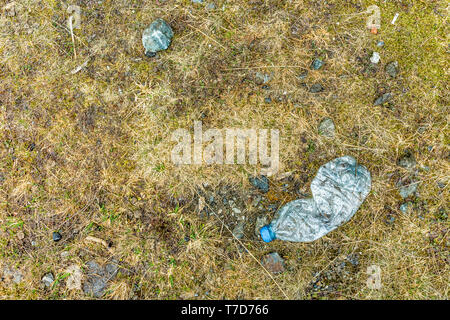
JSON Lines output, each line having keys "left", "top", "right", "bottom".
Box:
{"left": 260, "top": 156, "right": 371, "bottom": 242}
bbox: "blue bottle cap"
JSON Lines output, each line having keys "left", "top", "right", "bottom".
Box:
{"left": 260, "top": 225, "right": 276, "bottom": 243}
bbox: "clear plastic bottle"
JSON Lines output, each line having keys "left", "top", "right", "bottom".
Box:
{"left": 260, "top": 156, "right": 371, "bottom": 243}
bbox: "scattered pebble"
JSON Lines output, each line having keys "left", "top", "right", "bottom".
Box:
{"left": 2, "top": 266, "right": 23, "bottom": 284}
{"left": 249, "top": 175, "right": 269, "bottom": 193}
{"left": 261, "top": 252, "right": 285, "bottom": 274}
{"left": 399, "top": 182, "right": 418, "bottom": 199}
{"left": 255, "top": 72, "right": 272, "bottom": 85}
{"left": 232, "top": 221, "right": 245, "bottom": 239}
{"left": 397, "top": 150, "right": 416, "bottom": 169}
{"left": 297, "top": 71, "right": 308, "bottom": 80}
{"left": 318, "top": 117, "right": 335, "bottom": 138}
{"left": 142, "top": 18, "right": 174, "bottom": 56}
{"left": 41, "top": 273, "right": 54, "bottom": 288}
{"left": 370, "top": 52, "right": 381, "bottom": 64}
{"left": 399, "top": 202, "right": 413, "bottom": 213}
{"left": 254, "top": 216, "right": 268, "bottom": 237}
{"left": 264, "top": 97, "right": 272, "bottom": 103}
{"left": 52, "top": 231, "right": 62, "bottom": 242}
{"left": 83, "top": 260, "right": 119, "bottom": 298}
{"left": 311, "top": 58, "right": 324, "bottom": 70}
{"left": 374, "top": 92, "right": 392, "bottom": 106}
{"left": 385, "top": 61, "right": 399, "bottom": 78}
{"left": 309, "top": 83, "right": 324, "bottom": 93}
{"left": 65, "top": 264, "right": 82, "bottom": 291}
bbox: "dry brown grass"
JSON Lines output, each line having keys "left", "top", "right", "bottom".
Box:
{"left": 0, "top": 0, "right": 448, "bottom": 299}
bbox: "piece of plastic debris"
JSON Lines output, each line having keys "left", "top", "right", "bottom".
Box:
{"left": 260, "top": 156, "right": 371, "bottom": 242}
{"left": 70, "top": 58, "right": 90, "bottom": 74}
{"left": 370, "top": 52, "right": 381, "bottom": 64}
{"left": 377, "top": 40, "right": 385, "bottom": 47}
{"left": 142, "top": 18, "right": 174, "bottom": 56}
{"left": 391, "top": 13, "right": 399, "bottom": 25}
{"left": 366, "top": 5, "right": 381, "bottom": 31}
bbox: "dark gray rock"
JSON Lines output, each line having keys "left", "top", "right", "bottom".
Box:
{"left": 385, "top": 61, "right": 399, "bottom": 78}
{"left": 309, "top": 83, "right": 324, "bottom": 93}
{"left": 374, "top": 92, "right": 392, "bottom": 105}
{"left": 232, "top": 220, "right": 245, "bottom": 239}
{"left": 261, "top": 252, "right": 285, "bottom": 274}
{"left": 142, "top": 19, "right": 174, "bottom": 55}
{"left": 83, "top": 260, "right": 119, "bottom": 298}
{"left": 399, "top": 182, "right": 418, "bottom": 199}
{"left": 318, "top": 117, "right": 335, "bottom": 137}
{"left": 249, "top": 175, "right": 269, "bottom": 193}
{"left": 311, "top": 58, "right": 324, "bottom": 70}
{"left": 52, "top": 231, "right": 62, "bottom": 242}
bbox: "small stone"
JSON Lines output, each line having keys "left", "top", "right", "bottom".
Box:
{"left": 232, "top": 221, "right": 245, "bottom": 239}
{"left": 261, "top": 252, "right": 285, "bottom": 274}
{"left": 142, "top": 19, "right": 174, "bottom": 55}
{"left": 399, "top": 182, "right": 418, "bottom": 199}
{"left": 254, "top": 216, "right": 268, "bottom": 237}
{"left": 52, "top": 231, "right": 62, "bottom": 242}
{"left": 377, "top": 40, "right": 385, "bottom": 47}
{"left": 41, "top": 273, "right": 54, "bottom": 288}
{"left": 309, "top": 83, "right": 324, "bottom": 93}
{"left": 399, "top": 202, "right": 413, "bottom": 213}
{"left": 397, "top": 150, "right": 416, "bottom": 169}
{"left": 385, "top": 214, "right": 396, "bottom": 225}
{"left": 370, "top": 52, "right": 381, "bottom": 64}
{"left": 385, "top": 61, "right": 399, "bottom": 78}
{"left": 297, "top": 71, "right": 308, "bottom": 80}
{"left": 249, "top": 175, "right": 269, "bottom": 193}
{"left": 251, "top": 195, "right": 262, "bottom": 207}
{"left": 374, "top": 92, "right": 392, "bottom": 106}
{"left": 65, "top": 264, "right": 82, "bottom": 291}
{"left": 311, "top": 58, "right": 324, "bottom": 70}
{"left": 264, "top": 97, "right": 272, "bottom": 103}
{"left": 318, "top": 117, "right": 335, "bottom": 137}
{"left": 255, "top": 72, "right": 272, "bottom": 85}
{"left": 232, "top": 207, "right": 242, "bottom": 215}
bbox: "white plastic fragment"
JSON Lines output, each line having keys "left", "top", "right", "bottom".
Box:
{"left": 370, "top": 52, "right": 381, "bottom": 64}
{"left": 391, "top": 13, "right": 399, "bottom": 25}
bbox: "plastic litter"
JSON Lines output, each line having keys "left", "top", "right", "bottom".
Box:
{"left": 260, "top": 156, "right": 371, "bottom": 242}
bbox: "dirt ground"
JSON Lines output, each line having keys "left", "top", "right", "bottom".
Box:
{"left": 0, "top": 0, "right": 448, "bottom": 299}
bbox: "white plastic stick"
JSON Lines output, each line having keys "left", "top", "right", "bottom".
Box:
{"left": 391, "top": 13, "right": 399, "bottom": 25}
